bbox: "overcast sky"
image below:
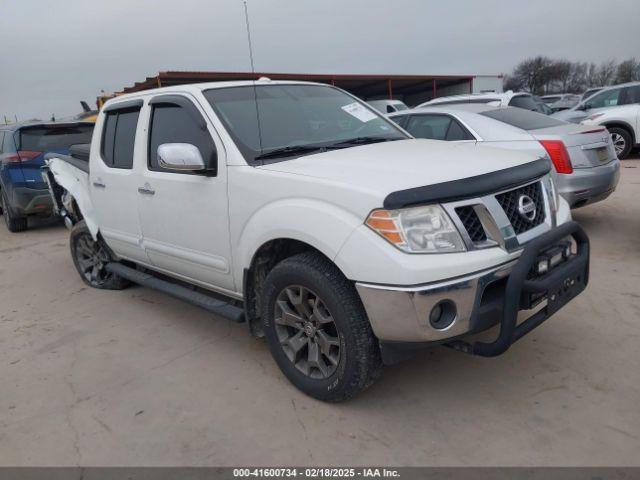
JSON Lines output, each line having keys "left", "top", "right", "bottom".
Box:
{"left": 1, "top": 0, "right": 638, "bottom": 120}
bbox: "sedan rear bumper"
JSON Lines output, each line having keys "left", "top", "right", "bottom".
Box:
{"left": 557, "top": 159, "right": 620, "bottom": 208}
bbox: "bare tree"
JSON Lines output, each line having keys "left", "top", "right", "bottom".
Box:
{"left": 503, "top": 74, "right": 522, "bottom": 92}
{"left": 511, "top": 56, "right": 556, "bottom": 94}
{"left": 594, "top": 60, "right": 617, "bottom": 86}
{"left": 616, "top": 58, "right": 640, "bottom": 83}
{"left": 506, "top": 57, "right": 627, "bottom": 93}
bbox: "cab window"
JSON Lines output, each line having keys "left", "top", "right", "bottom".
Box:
{"left": 148, "top": 102, "right": 216, "bottom": 174}
{"left": 101, "top": 107, "right": 140, "bottom": 169}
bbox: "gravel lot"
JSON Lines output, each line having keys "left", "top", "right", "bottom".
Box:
{"left": 1, "top": 157, "right": 639, "bottom": 466}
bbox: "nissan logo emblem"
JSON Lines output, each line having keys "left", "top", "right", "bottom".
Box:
{"left": 518, "top": 195, "right": 537, "bottom": 222}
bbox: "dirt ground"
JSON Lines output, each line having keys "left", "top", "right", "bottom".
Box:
{"left": 1, "top": 157, "right": 639, "bottom": 467}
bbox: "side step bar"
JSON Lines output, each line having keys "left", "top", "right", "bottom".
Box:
{"left": 105, "top": 262, "right": 245, "bottom": 323}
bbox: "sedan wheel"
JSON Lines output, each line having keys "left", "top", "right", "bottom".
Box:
{"left": 612, "top": 132, "right": 626, "bottom": 157}
{"left": 609, "top": 127, "right": 632, "bottom": 159}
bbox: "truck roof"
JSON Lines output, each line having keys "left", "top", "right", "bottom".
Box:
{"left": 102, "top": 79, "right": 330, "bottom": 109}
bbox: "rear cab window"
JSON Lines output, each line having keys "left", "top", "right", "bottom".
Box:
{"left": 480, "top": 107, "right": 566, "bottom": 130}
{"left": 101, "top": 106, "right": 141, "bottom": 169}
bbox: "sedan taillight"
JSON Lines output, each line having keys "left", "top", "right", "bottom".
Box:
{"left": 540, "top": 140, "right": 573, "bottom": 174}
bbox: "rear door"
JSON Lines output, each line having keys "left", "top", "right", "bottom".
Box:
{"left": 136, "top": 94, "right": 234, "bottom": 292}
{"left": 90, "top": 101, "right": 148, "bottom": 263}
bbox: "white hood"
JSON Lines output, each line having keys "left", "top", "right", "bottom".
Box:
{"left": 258, "top": 139, "right": 542, "bottom": 196}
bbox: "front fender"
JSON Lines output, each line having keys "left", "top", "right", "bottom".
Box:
{"left": 46, "top": 158, "right": 98, "bottom": 238}
{"left": 233, "top": 198, "right": 363, "bottom": 287}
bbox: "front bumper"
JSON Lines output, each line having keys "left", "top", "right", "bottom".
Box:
{"left": 356, "top": 221, "right": 589, "bottom": 358}
{"left": 557, "top": 160, "right": 620, "bottom": 208}
{"left": 11, "top": 187, "right": 53, "bottom": 216}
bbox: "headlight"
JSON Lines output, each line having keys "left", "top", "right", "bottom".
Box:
{"left": 365, "top": 205, "right": 466, "bottom": 253}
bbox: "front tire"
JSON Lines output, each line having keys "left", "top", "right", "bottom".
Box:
{"left": 1, "top": 190, "right": 28, "bottom": 233}
{"left": 70, "top": 220, "right": 130, "bottom": 290}
{"left": 261, "top": 252, "right": 382, "bottom": 402}
{"left": 609, "top": 127, "right": 632, "bottom": 159}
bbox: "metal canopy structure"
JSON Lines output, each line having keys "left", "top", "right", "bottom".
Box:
{"left": 116, "top": 71, "right": 479, "bottom": 106}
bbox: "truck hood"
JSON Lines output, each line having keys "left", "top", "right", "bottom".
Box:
{"left": 258, "top": 139, "right": 542, "bottom": 195}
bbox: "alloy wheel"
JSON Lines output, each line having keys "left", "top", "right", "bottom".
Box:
{"left": 74, "top": 233, "right": 112, "bottom": 286}
{"left": 274, "top": 285, "right": 341, "bottom": 379}
{"left": 611, "top": 132, "right": 626, "bottom": 157}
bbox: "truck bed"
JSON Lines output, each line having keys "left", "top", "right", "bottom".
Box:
{"left": 44, "top": 143, "right": 90, "bottom": 174}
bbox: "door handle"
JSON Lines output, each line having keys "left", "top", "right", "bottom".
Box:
{"left": 138, "top": 185, "right": 155, "bottom": 195}
{"left": 92, "top": 180, "right": 106, "bottom": 188}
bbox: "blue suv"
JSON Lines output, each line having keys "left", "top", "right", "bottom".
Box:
{"left": 0, "top": 122, "right": 93, "bottom": 232}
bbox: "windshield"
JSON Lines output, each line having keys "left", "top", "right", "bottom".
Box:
{"left": 18, "top": 125, "right": 93, "bottom": 151}
{"left": 480, "top": 107, "right": 567, "bottom": 130}
{"left": 204, "top": 84, "right": 407, "bottom": 162}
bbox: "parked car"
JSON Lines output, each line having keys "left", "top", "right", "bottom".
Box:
{"left": 580, "top": 102, "right": 640, "bottom": 159}
{"left": 581, "top": 87, "right": 603, "bottom": 102}
{"left": 533, "top": 96, "right": 554, "bottom": 115}
{"left": 418, "top": 91, "right": 548, "bottom": 114}
{"left": 44, "top": 80, "right": 589, "bottom": 401}
{"left": 540, "top": 94, "right": 581, "bottom": 112}
{"left": 367, "top": 99, "right": 409, "bottom": 114}
{"left": 389, "top": 104, "right": 620, "bottom": 208}
{"left": 552, "top": 82, "right": 640, "bottom": 124}
{"left": 0, "top": 121, "right": 93, "bottom": 232}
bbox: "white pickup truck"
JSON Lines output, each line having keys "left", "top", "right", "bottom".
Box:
{"left": 43, "top": 80, "right": 590, "bottom": 401}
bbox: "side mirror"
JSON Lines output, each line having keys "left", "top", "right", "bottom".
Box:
{"left": 577, "top": 103, "right": 589, "bottom": 111}
{"left": 157, "top": 143, "right": 206, "bottom": 171}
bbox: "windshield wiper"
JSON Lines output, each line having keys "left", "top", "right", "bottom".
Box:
{"left": 254, "top": 144, "right": 328, "bottom": 160}
{"left": 328, "top": 136, "right": 403, "bottom": 148}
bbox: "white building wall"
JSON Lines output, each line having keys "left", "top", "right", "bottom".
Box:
{"left": 473, "top": 75, "right": 504, "bottom": 93}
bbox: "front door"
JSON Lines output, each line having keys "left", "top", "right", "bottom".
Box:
{"left": 136, "top": 94, "right": 234, "bottom": 292}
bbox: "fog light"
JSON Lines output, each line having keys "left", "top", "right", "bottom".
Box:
{"left": 537, "top": 259, "right": 550, "bottom": 275}
{"left": 429, "top": 300, "right": 456, "bottom": 330}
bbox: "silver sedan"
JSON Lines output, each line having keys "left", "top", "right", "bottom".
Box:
{"left": 389, "top": 104, "right": 620, "bottom": 209}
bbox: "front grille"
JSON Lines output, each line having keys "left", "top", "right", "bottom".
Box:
{"left": 455, "top": 206, "right": 487, "bottom": 242}
{"left": 495, "top": 181, "right": 546, "bottom": 235}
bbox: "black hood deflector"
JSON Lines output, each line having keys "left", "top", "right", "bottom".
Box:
{"left": 383, "top": 158, "right": 551, "bottom": 210}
